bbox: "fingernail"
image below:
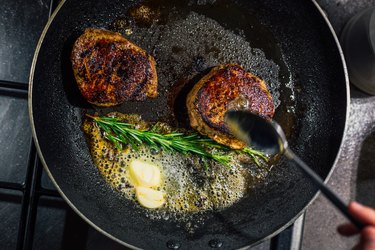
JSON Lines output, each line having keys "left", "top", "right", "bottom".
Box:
{"left": 350, "top": 201, "right": 363, "bottom": 209}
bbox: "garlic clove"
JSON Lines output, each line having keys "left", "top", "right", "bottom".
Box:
{"left": 136, "top": 186, "right": 165, "bottom": 209}
{"left": 129, "top": 160, "right": 161, "bottom": 188}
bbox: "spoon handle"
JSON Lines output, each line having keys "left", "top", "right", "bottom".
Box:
{"left": 284, "top": 148, "right": 365, "bottom": 230}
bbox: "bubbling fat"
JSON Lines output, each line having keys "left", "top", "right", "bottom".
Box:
{"left": 83, "top": 114, "right": 268, "bottom": 219}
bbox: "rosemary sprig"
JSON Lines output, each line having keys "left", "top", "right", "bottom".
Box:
{"left": 87, "top": 115, "right": 268, "bottom": 168}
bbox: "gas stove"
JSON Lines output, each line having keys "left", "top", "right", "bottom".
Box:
{"left": 0, "top": 0, "right": 374, "bottom": 249}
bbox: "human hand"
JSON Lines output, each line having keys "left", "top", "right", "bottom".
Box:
{"left": 338, "top": 202, "right": 375, "bottom": 250}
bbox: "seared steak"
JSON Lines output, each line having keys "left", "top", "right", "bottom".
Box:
{"left": 186, "top": 64, "right": 275, "bottom": 149}
{"left": 71, "top": 28, "right": 157, "bottom": 106}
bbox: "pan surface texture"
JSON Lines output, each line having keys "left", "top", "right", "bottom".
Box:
{"left": 29, "top": 0, "right": 348, "bottom": 249}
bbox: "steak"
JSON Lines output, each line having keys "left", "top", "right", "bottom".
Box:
{"left": 71, "top": 28, "right": 157, "bottom": 106}
{"left": 186, "top": 64, "right": 275, "bottom": 149}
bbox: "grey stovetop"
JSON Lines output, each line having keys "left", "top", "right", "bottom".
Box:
{"left": 303, "top": 0, "right": 375, "bottom": 249}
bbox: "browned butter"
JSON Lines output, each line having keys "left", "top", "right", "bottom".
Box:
{"left": 82, "top": 113, "right": 268, "bottom": 217}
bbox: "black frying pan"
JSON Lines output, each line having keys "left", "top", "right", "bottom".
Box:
{"left": 29, "top": 0, "right": 349, "bottom": 249}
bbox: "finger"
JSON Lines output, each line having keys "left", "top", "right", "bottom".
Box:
{"left": 353, "top": 227, "right": 375, "bottom": 250}
{"left": 351, "top": 227, "right": 375, "bottom": 250}
{"left": 338, "top": 223, "right": 360, "bottom": 236}
{"left": 349, "top": 202, "right": 375, "bottom": 226}
{"left": 363, "top": 244, "right": 375, "bottom": 250}
{"left": 361, "top": 227, "right": 375, "bottom": 250}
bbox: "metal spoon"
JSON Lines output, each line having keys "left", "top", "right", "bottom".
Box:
{"left": 225, "top": 110, "right": 365, "bottom": 230}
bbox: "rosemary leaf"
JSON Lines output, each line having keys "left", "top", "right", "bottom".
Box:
{"left": 87, "top": 115, "right": 268, "bottom": 168}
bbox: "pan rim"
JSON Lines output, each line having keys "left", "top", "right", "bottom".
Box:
{"left": 28, "top": 0, "right": 350, "bottom": 248}
{"left": 28, "top": 1, "right": 140, "bottom": 249}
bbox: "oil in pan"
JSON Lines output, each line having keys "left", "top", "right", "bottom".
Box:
{"left": 92, "top": 0, "right": 298, "bottom": 229}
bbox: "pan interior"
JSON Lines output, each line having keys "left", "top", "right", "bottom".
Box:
{"left": 95, "top": 0, "right": 296, "bottom": 131}
{"left": 31, "top": 0, "right": 347, "bottom": 249}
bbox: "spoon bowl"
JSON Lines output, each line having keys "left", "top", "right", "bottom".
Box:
{"left": 225, "top": 110, "right": 287, "bottom": 155}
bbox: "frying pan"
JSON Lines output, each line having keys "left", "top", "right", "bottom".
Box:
{"left": 29, "top": 0, "right": 349, "bottom": 249}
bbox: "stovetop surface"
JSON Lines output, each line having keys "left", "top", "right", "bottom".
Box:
{"left": 0, "top": 0, "right": 374, "bottom": 249}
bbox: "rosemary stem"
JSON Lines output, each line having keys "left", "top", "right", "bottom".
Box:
{"left": 86, "top": 114, "right": 268, "bottom": 168}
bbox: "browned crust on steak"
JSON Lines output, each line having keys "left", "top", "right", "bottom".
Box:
{"left": 71, "top": 28, "right": 157, "bottom": 106}
{"left": 186, "top": 64, "right": 275, "bottom": 149}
